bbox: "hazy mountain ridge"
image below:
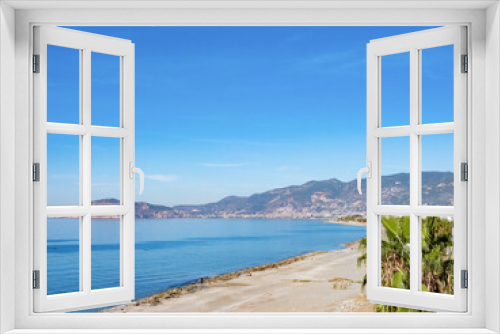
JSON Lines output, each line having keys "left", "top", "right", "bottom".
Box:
{"left": 92, "top": 172, "right": 453, "bottom": 219}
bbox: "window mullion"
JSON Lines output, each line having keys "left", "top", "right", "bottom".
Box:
{"left": 409, "top": 47, "right": 420, "bottom": 294}
{"left": 82, "top": 47, "right": 92, "bottom": 294}
{"left": 82, "top": 47, "right": 91, "bottom": 208}
{"left": 78, "top": 49, "right": 84, "bottom": 293}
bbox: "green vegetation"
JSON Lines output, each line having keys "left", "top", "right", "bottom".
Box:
{"left": 337, "top": 214, "right": 367, "bottom": 223}
{"left": 357, "top": 216, "right": 454, "bottom": 312}
{"left": 380, "top": 216, "right": 411, "bottom": 290}
{"left": 422, "top": 216, "right": 454, "bottom": 294}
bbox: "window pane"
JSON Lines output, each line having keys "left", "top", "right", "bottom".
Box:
{"left": 381, "top": 136, "right": 410, "bottom": 205}
{"left": 91, "top": 137, "right": 121, "bottom": 205}
{"left": 421, "top": 216, "right": 454, "bottom": 294}
{"left": 47, "top": 45, "right": 80, "bottom": 124}
{"left": 421, "top": 45, "right": 454, "bottom": 124}
{"left": 421, "top": 133, "right": 454, "bottom": 206}
{"left": 91, "top": 52, "right": 120, "bottom": 127}
{"left": 380, "top": 215, "right": 410, "bottom": 290}
{"left": 47, "top": 217, "right": 80, "bottom": 295}
{"left": 47, "top": 133, "right": 80, "bottom": 206}
{"left": 91, "top": 217, "right": 121, "bottom": 290}
{"left": 381, "top": 52, "right": 410, "bottom": 127}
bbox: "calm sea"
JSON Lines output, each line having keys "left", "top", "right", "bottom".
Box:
{"left": 47, "top": 218, "right": 366, "bottom": 299}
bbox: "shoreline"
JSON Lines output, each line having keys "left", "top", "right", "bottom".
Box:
{"left": 113, "top": 251, "right": 330, "bottom": 310}
{"left": 106, "top": 238, "right": 373, "bottom": 313}
{"left": 322, "top": 219, "right": 367, "bottom": 227}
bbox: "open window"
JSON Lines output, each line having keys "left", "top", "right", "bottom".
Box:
{"left": 362, "top": 26, "right": 467, "bottom": 312}
{"left": 33, "top": 26, "right": 140, "bottom": 312}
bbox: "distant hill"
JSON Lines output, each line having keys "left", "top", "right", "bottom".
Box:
{"left": 92, "top": 172, "right": 453, "bottom": 219}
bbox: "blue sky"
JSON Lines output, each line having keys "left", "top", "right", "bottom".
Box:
{"left": 46, "top": 26, "right": 454, "bottom": 206}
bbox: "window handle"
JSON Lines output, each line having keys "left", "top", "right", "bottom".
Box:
{"left": 357, "top": 162, "right": 372, "bottom": 195}
{"left": 129, "top": 162, "right": 145, "bottom": 195}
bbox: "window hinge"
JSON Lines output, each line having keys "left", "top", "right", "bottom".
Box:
{"left": 33, "top": 270, "right": 40, "bottom": 289}
{"left": 33, "top": 54, "right": 40, "bottom": 73}
{"left": 461, "top": 54, "right": 468, "bottom": 73}
{"left": 461, "top": 162, "right": 468, "bottom": 182}
{"left": 461, "top": 270, "right": 468, "bottom": 289}
{"left": 33, "top": 163, "right": 40, "bottom": 182}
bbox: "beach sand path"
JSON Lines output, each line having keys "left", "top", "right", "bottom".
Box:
{"left": 109, "top": 246, "right": 375, "bottom": 313}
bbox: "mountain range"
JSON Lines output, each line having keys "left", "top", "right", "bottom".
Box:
{"left": 92, "top": 172, "right": 453, "bottom": 219}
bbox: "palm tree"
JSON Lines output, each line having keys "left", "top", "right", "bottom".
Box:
{"left": 357, "top": 237, "right": 367, "bottom": 289}
{"left": 357, "top": 215, "right": 453, "bottom": 312}
{"left": 380, "top": 215, "right": 410, "bottom": 290}
{"left": 421, "top": 216, "right": 454, "bottom": 294}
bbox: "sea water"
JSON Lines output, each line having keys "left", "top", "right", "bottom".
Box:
{"left": 47, "top": 218, "right": 366, "bottom": 300}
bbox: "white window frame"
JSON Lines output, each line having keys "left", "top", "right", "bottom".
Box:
{"left": 0, "top": 2, "right": 499, "bottom": 334}
{"left": 365, "top": 26, "right": 467, "bottom": 312}
{"left": 33, "top": 26, "right": 136, "bottom": 312}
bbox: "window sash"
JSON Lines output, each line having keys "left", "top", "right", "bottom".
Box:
{"left": 366, "top": 26, "right": 468, "bottom": 312}
{"left": 32, "top": 26, "right": 136, "bottom": 313}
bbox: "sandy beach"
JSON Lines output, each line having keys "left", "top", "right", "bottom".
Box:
{"left": 107, "top": 240, "right": 375, "bottom": 313}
